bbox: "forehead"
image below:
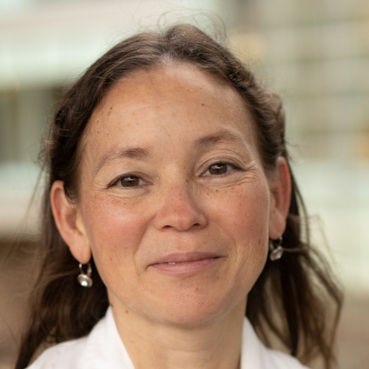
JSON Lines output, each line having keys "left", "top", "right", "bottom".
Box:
{"left": 83, "top": 62, "right": 257, "bottom": 151}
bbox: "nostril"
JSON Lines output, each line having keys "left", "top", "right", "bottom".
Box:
{"left": 153, "top": 191, "right": 208, "bottom": 231}
{"left": 162, "top": 221, "right": 202, "bottom": 230}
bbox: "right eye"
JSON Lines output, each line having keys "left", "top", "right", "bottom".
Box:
{"left": 112, "top": 174, "right": 144, "bottom": 188}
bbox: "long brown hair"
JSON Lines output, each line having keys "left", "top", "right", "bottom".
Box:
{"left": 15, "top": 24, "right": 342, "bottom": 369}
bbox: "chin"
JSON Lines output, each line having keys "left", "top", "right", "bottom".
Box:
{"left": 152, "top": 295, "right": 245, "bottom": 329}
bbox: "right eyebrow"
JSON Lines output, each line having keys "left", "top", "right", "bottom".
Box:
{"left": 94, "top": 146, "right": 150, "bottom": 175}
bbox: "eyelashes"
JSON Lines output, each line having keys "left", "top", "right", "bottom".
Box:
{"left": 116, "top": 175, "right": 143, "bottom": 188}
{"left": 108, "top": 160, "right": 247, "bottom": 190}
{"left": 203, "top": 161, "right": 241, "bottom": 176}
{"left": 108, "top": 173, "right": 147, "bottom": 189}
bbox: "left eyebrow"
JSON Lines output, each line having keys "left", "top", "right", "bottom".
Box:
{"left": 194, "top": 129, "right": 245, "bottom": 149}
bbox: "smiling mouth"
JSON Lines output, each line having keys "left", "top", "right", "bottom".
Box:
{"left": 149, "top": 252, "right": 222, "bottom": 276}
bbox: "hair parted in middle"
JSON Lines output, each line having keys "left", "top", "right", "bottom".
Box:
{"left": 15, "top": 23, "right": 342, "bottom": 369}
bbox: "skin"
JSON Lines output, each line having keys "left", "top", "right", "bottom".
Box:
{"left": 51, "top": 62, "right": 291, "bottom": 369}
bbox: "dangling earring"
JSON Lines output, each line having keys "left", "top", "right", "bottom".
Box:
{"left": 269, "top": 237, "right": 284, "bottom": 261}
{"left": 77, "top": 263, "right": 93, "bottom": 287}
{"left": 269, "top": 237, "right": 304, "bottom": 261}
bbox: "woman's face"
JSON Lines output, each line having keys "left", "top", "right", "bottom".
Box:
{"left": 53, "top": 63, "right": 289, "bottom": 328}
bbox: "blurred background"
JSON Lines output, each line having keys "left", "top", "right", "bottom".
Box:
{"left": 0, "top": 0, "right": 368, "bottom": 368}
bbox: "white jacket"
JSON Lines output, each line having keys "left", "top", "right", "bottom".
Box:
{"left": 27, "top": 308, "right": 308, "bottom": 369}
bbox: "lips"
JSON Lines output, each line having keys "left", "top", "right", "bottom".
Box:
{"left": 150, "top": 252, "right": 221, "bottom": 266}
{"left": 148, "top": 252, "right": 222, "bottom": 276}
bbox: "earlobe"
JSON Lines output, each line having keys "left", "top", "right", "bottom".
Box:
{"left": 50, "top": 180, "right": 91, "bottom": 263}
{"left": 268, "top": 157, "right": 292, "bottom": 239}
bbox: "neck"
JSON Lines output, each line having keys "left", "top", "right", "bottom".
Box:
{"left": 111, "top": 303, "right": 245, "bottom": 369}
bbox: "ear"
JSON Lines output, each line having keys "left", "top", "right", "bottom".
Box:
{"left": 50, "top": 180, "right": 92, "bottom": 264}
{"left": 268, "top": 157, "right": 292, "bottom": 239}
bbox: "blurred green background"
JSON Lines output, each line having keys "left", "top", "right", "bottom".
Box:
{"left": 1, "top": 1, "right": 368, "bottom": 368}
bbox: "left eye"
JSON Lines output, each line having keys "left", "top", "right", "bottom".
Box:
{"left": 206, "top": 162, "right": 238, "bottom": 175}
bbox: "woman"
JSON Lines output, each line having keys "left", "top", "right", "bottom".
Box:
{"left": 15, "top": 24, "right": 342, "bottom": 369}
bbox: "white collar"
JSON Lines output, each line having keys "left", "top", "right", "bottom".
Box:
{"left": 29, "top": 307, "right": 306, "bottom": 369}
{"left": 86, "top": 308, "right": 305, "bottom": 369}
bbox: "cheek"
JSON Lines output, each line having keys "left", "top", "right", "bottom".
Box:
{"left": 217, "top": 182, "right": 270, "bottom": 239}
{"left": 212, "top": 180, "right": 271, "bottom": 274}
{"left": 81, "top": 195, "right": 147, "bottom": 261}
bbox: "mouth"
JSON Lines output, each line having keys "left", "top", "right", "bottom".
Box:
{"left": 149, "top": 252, "right": 223, "bottom": 276}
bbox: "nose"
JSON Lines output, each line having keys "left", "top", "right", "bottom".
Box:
{"left": 153, "top": 182, "right": 208, "bottom": 232}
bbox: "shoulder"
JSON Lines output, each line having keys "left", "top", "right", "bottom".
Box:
{"left": 25, "top": 308, "right": 132, "bottom": 369}
{"left": 241, "top": 319, "right": 309, "bottom": 369}
{"left": 264, "top": 349, "right": 309, "bottom": 369}
{"left": 26, "top": 337, "right": 87, "bottom": 369}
